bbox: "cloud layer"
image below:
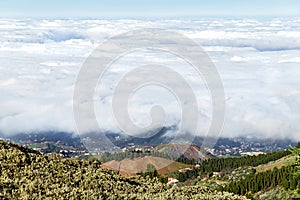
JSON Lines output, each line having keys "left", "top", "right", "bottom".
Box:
{"left": 0, "top": 18, "right": 299, "bottom": 141}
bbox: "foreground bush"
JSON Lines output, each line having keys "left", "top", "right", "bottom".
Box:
{"left": 0, "top": 140, "right": 247, "bottom": 200}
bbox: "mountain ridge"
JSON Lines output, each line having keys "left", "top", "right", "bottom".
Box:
{"left": 154, "top": 143, "right": 212, "bottom": 162}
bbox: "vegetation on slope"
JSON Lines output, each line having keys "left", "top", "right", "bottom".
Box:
{"left": 221, "top": 145, "right": 300, "bottom": 199}
{"left": 223, "top": 165, "right": 299, "bottom": 196}
{"left": 0, "top": 140, "right": 247, "bottom": 200}
{"left": 255, "top": 155, "right": 296, "bottom": 173}
{"left": 199, "top": 150, "right": 290, "bottom": 173}
{"left": 167, "top": 150, "right": 290, "bottom": 183}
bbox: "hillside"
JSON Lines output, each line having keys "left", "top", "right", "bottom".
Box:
{"left": 0, "top": 140, "right": 247, "bottom": 199}
{"left": 154, "top": 144, "right": 211, "bottom": 162}
{"left": 101, "top": 156, "right": 190, "bottom": 177}
{"left": 255, "top": 155, "right": 297, "bottom": 173}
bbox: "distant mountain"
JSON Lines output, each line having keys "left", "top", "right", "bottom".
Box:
{"left": 9, "top": 131, "right": 85, "bottom": 149}
{"left": 154, "top": 144, "right": 212, "bottom": 162}
{"left": 4, "top": 130, "right": 296, "bottom": 156}
{"left": 107, "top": 126, "right": 176, "bottom": 147}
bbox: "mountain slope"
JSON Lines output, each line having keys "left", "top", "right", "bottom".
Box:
{"left": 0, "top": 140, "right": 247, "bottom": 199}
{"left": 155, "top": 144, "right": 211, "bottom": 162}
{"left": 101, "top": 156, "right": 190, "bottom": 177}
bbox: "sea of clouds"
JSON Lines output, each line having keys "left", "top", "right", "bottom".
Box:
{"left": 0, "top": 18, "right": 299, "bottom": 140}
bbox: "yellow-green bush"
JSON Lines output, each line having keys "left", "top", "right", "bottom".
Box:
{"left": 0, "top": 140, "right": 247, "bottom": 200}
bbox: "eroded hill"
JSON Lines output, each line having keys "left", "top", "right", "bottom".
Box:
{"left": 155, "top": 143, "right": 212, "bottom": 162}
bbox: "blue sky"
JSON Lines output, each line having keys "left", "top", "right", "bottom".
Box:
{"left": 0, "top": 0, "right": 299, "bottom": 18}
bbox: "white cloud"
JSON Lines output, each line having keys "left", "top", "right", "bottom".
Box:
{"left": 0, "top": 17, "right": 299, "bottom": 141}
